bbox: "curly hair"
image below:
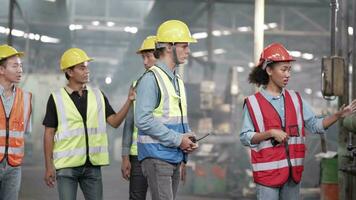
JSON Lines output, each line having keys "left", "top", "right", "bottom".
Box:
{"left": 248, "top": 63, "right": 275, "bottom": 86}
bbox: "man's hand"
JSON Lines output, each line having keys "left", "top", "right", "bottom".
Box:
{"left": 128, "top": 86, "right": 136, "bottom": 101}
{"left": 180, "top": 132, "right": 198, "bottom": 153}
{"left": 44, "top": 166, "right": 56, "bottom": 188}
{"left": 270, "top": 129, "right": 288, "bottom": 143}
{"left": 336, "top": 99, "right": 356, "bottom": 118}
{"left": 121, "top": 156, "right": 131, "bottom": 181}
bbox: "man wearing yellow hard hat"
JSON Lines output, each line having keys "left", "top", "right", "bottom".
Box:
{"left": 121, "top": 35, "right": 156, "bottom": 200}
{"left": 134, "top": 20, "right": 198, "bottom": 200}
{"left": 0, "top": 44, "right": 32, "bottom": 200}
{"left": 42, "top": 48, "right": 134, "bottom": 200}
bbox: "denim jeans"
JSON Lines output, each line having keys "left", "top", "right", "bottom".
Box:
{"left": 56, "top": 165, "right": 102, "bottom": 200}
{"left": 256, "top": 178, "right": 301, "bottom": 200}
{"left": 0, "top": 160, "right": 21, "bottom": 200}
{"left": 141, "top": 158, "right": 180, "bottom": 200}
{"left": 129, "top": 156, "right": 148, "bottom": 200}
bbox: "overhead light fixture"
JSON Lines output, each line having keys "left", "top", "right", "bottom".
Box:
{"left": 301, "top": 53, "right": 314, "bottom": 60}
{"left": 91, "top": 21, "right": 100, "bottom": 26}
{"left": 192, "top": 32, "right": 208, "bottom": 39}
{"left": 236, "top": 66, "right": 245, "bottom": 72}
{"left": 40, "top": 35, "right": 60, "bottom": 43}
{"left": 237, "top": 26, "right": 251, "bottom": 32}
{"left": 192, "top": 51, "right": 208, "bottom": 57}
{"left": 213, "top": 48, "right": 226, "bottom": 55}
{"left": 304, "top": 88, "right": 312, "bottom": 95}
{"left": 348, "top": 26, "right": 353, "bottom": 35}
{"left": 212, "top": 30, "right": 222, "bottom": 37}
{"left": 124, "top": 26, "right": 138, "bottom": 34}
{"left": 248, "top": 62, "right": 255, "bottom": 68}
{"left": 69, "top": 24, "right": 83, "bottom": 31}
{"left": 292, "top": 63, "right": 302, "bottom": 72}
{"left": 289, "top": 51, "right": 302, "bottom": 57}
{"left": 106, "top": 21, "right": 115, "bottom": 27}
{"left": 45, "top": 0, "right": 56, "bottom": 2}
{"left": 105, "top": 76, "right": 112, "bottom": 85}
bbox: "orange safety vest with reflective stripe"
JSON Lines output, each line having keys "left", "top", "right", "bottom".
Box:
{"left": 245, "top": 89, "right": 305, "bottom": 187}
{"left": 0, "top": 87, "right": 32, "bottom": 166}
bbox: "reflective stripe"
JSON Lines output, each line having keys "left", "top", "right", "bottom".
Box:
{"left": 252, "top": 136, "right": 306, "bottom": 152}
{"left": 0, "top": 146, "right": 4, "bottom": 152}
{"left": 53, "top": 90, "right": 68, "bottom": 130}
{"left": 53, "top": 148, "right": 86, "bottom": 160}
{"left": 247, "top": 95, "right": 265, "bottom": 132}
{"left": 89, "top": 146, "right": 108, "bottom": 154}
{"left": 8, "top": 147, "right": 24, "bottom": 154}
{"left": 288, "top": 91, "right": 303, "bottom": 135}
{"left": 0, "top": 130, "right": 24, "bottom": 138}
{"left": 252, "top": 158, "right": 304, "bottom": 171}
{"left": 92, "top": 88, "right": 106, "bottom": 131}
{"left": 54, "top": 127, "right": 106, "bottom": 142}
{"left": 151, "top": 68, "right": 170, "bottom": 118}
{"left": 155, "top": 116, "right": 188, "bottom": 124}
{"left": 138, "top": 135, "right": 160, "bottom": 144}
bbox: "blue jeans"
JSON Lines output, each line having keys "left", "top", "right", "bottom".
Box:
{"left": 56, "top": 165, "right": 103, "bottom": 200}
{"left": 0, "top": 160, "right": 21, "bottom": 200}
{"left": 256, "top": 178, "right": 301, "bottom": 200}
{"left": 141, "top": 158, "right": 180, "bottom": 200}
{"left": 129, "top": 156, "right": 148, "bottom": 200}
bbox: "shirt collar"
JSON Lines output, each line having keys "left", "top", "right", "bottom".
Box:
{"left": 155, "top": 60, "right": 177, "bottom": 80}
{"left": 260, "top": 87, "right": 285, "bottom": 101}
{"left": 65, "top": 85, "right": 87, "bottom": 95}
{"left": 0, "top": 84, "right": 16, "bottom": 96}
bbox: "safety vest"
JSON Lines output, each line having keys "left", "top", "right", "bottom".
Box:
{"left": 245, "top": 90, "right": 305, "bottom": 187}
{"left": 0, "top": 87, "right": 32, "bottom": 166}
{"left": 137, "top": 66, "right": 188, "bottom": 163}
{"left": 52, "top": 87, "right": 109, "bottom": 170}
{"left": 130, "top": 81, "right": 138, "bottom": 156}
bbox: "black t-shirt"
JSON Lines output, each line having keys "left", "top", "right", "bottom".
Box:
{"left": 42, "top": 89, "right": 115, "bottom": 128}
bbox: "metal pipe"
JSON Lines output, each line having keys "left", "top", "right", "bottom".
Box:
{"left": 7, "top": 0, "right": 15, "bottom": 45}
{"left": 254, "top": 0, "right": 264, "bottom": 64}
{"left": 330, "top": 0, "right": 338, "bottom": 55}
{"left": 353, "top": 0, "right": 356, "bottom": 100}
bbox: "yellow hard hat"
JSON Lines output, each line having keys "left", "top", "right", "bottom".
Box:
{"left": 156, "top": 20, "right": 197, "bottom": 43}
{"left": 136, "top": 36, "right": 156, "bottom": 54}
{"left": 60, "top": 48, "right": 93, "bottom": 70}
{"left": 0, "top": 44, "right": 24, "bottom": 61}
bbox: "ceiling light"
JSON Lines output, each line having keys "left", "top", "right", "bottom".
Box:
{"left": 236, "top": 66, "right": 245, "bottom": 72}
{"left": 106, "top": 21, "right": 115, "bottom": 27}
{"left": 301, "top": 53, "right": 314, "bottom": 60}
{"left": 248, "top": 62, "right": 255, "bottom": 68}
{"left": 91, "top": 21, "right": 100, "bottom": 26}
{"left": 348, "top": 27, "right": 353, "bottom": 35}
{"left": 192, "top": 32, "right": 208, "bottom": 39}
{"left": 213, "top": 48, "right": 226, "bottom": 55}
{"left": 289, "top": 51, "right": 302, "bottom": 57}
{"left": 192, "top": 51, "right": 208, "bottom": 57}
{"left": 69, "top": 24, "right": 83, "bottom": 31}
{"left": 105, "top": 77, "right": 112, "bottom": 85}
{"left": 237, "top": 26, "right": 251, "bottom": 32}
{"left": 212, "top": 30, "right": 222, "bottom": 36}
{"left": 292, "top": 63, "right": 302, "bottom": 72}
{"left": 267, "top": 22, "right": 278, "bottom": 29}
{"left": 304, "top": 88, "right": 312, "bottom": 95}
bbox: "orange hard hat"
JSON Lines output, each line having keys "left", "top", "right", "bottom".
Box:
{"left": 257, "top": 43, "right": 295, "bottom": 68}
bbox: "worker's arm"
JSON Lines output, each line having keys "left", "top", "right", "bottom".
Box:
{"left": 107, "top": 87, "right": 135, "bottom": 128}
{"left": 240, "top": 105, "right": 287, "bottom": 146}
{"left": 121, "top": 106, "right": 134, "bottom": 180}
{"left": 322, "top": 99, "right": 356, "bottom": 129}
{"left": 43, "top": 127, "right": 56, "bottom": 188}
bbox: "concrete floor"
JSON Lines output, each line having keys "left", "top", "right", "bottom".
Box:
{"left": 19, "top": 162, "right": 232, "bottom": 200}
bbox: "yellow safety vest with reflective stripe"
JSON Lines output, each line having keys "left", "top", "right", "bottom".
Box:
{"left": 52, "top": 87, "right": 109, "bottom": 169}
{"left": 130, "top": 81, "right": 138, "bottom": 156}
{"left": 137, "top": 66, "right": 188, "bottom": 163}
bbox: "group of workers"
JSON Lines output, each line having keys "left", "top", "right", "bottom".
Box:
{"left": 0, "top": 18, "right": 356, "bottom": 200}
